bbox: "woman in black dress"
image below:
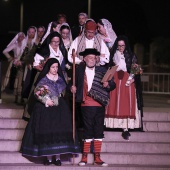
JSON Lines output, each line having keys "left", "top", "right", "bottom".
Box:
{"left": 21, "top": 58, "right": 80, "bottom": 166}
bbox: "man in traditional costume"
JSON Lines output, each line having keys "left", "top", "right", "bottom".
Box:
{"left": 70, "top": 48, "right": 116, "bottom": 166}
{"left": 68, "top": 20, "right": 110, "bottom": 129}
{"left": 68, "top": 20, "right": 110, "bottom": 66}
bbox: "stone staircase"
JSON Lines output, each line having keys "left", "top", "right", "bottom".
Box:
{"left": 0, "top": 103, "right": 170, "bottom": 169}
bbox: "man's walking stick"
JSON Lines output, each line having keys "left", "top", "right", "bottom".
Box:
{"left": 72, "top": 49, "right": 76, "bottom": 164}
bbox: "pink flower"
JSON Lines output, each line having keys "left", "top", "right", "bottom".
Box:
{"left": 43, "top": 85, "right": 48, "bottom": 89}
{"left": 130, "top": 63, "right": 143, "bottom": 75}
{"left": 104, "top": 38, "right": 111, "bottom": 43}
{"left": 34, "top": 85, "right": 49, "bottom": 97}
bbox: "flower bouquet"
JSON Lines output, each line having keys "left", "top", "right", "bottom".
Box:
{"left": 34, "top": 85, "right": 49, "bottom": 97}
{"left": 34, "top": 85, "right": 59, "bottom": 106}
{"left": 125, "top": 63, "right": 143, "bottom": 86}
{"left": 104, "top": 38, "right": 111, "bottom": 43}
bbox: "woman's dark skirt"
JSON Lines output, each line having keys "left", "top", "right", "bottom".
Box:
{"left": 21, "top": 97, "right": 80, "bottom": 157}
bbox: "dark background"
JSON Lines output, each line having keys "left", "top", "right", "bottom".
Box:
{"left": 1, "top": 0, "right": 170, "bottom": 61}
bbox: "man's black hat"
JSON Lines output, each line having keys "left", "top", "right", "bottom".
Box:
{"left": 79, "top": 48, "right": 100, "bottom": 57}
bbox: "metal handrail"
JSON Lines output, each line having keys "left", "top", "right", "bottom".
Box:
{"left": 141, "top": 73, "right": 170, "bottom": 94}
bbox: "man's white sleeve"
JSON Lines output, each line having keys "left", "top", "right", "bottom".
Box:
{"left": 33, "top": 53, "right": 44, "bottom": 66}
{"left": 68, "top": 38, "right": 82, "bottom": 64}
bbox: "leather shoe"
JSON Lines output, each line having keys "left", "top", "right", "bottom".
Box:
{"left": 78, "top": 161, "right": 87, "bottom": 166}
{"left": 122, "top": 131, "right": 131, "bottom": 140}
{"left": 44, "top": 159, "right": 53, "bottom": 165}
{"left": 54, "top": 159, "right": 61, "bottom": 166}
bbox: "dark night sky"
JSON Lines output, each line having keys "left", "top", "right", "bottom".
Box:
{"left": 1, "top": 0, "right": 170, "bottom": 53}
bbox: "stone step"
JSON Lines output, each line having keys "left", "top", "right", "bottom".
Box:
{"left": 0, "top": 107, "right": 170, "bottom": 121}
{"left": 104, "top": 131, "right": 170, "bottom": 142}
{"left": 0, "top": 140, "right": 21, "bottom": 152}
{"left": 0, "top": 119, "right": 27, "bottom": 129}
{"left": 143, "top": 121, "right": 170, "bottom": 132}
{"left": 143, "top": 107, "right": 170, "bottom": 114}
{"left": 104, "top": 121, "right": 170, "bottom": 132}
{"left": 101, "top": 141, "right": 170, "bottom": 154}
{"left": 0, "top": 152, "right": 170, "bottom": 166}
{"left": 1, "top": 129, "right": 170, "bottom": 143}
{"left": 0, "top": 100, "right": 169, "bottom": 169}
{"left": 0, "top": 140, "right": 170, "bottom": 154}
{"left": 0, "top": 164, "right": 170, "bottom": 170}
{"left": 1, "top": 118, "right": 170, "bottom": 132}
{"left": 143, "top": 111, "right": 170, "bottom": 121}
{"left": 0, "top": 109, "right": 23, "bottom": 119}
{"left": 0, "top": 129, "right": 24, "bottom": 140}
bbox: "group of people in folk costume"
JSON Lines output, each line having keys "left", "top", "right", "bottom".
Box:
{"left": 1, "top": 12, "right": 143, "bottom": 166}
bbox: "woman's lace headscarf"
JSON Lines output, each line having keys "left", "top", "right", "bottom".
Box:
{"left": 41, "top": 22, "right": 52, "bottom": 44}
{"left": 7, "top": 32, "right": 25, "bottom": 47}
{"left": 59, "top": 22, "right": 73, "bottom": 44}
{"left": 22, "top": 26, "right": 37, "bottom": 49}
{"left": 101, "top": 19, "right": 117, "bottom": 48}
{"left": 41, "top": 21, "right": 62, "bottom": 44}
{"left": 6, "top": 32, "right": 26, "bottom": 58}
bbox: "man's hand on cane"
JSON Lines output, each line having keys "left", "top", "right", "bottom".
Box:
{"left": 71, "top": 85, "right": 77, "bottom": 93}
